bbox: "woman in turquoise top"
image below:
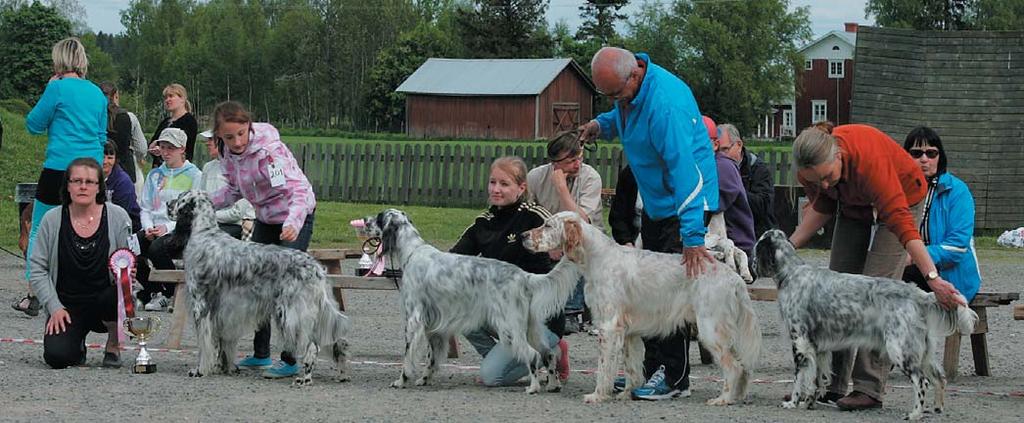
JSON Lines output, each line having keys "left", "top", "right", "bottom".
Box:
{"left": 13, "top": 37, "right": 107, "bottom": 316}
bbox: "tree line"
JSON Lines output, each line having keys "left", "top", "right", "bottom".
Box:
{"left": 1, "top": 0, "right": 1021, "bottom": 137}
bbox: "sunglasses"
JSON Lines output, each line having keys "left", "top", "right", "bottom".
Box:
{"left": 908, "top": 149, "right": 939, "bottom": 159}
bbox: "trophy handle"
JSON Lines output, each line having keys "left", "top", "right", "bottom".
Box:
{"left": 150, "top": 316, "right": 162, "bottom": 334}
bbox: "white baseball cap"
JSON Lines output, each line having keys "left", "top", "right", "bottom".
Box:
{"left": 155, "top": 128, "right": 187, "bottom": 148}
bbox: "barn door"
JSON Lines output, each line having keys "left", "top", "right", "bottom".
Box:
{"left": 552, "top": 102, "right": 580, "bottom": 132}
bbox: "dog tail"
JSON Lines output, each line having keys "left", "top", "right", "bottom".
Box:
{"left": 926, "top": 293, "right": 977, "bottom": 337}
{"left": 733, "top": 282, "right": 763, "bottom": 369}
{"left": 316, "top": 281, "right": 352, "bottom": 345}
{"left": 528, "top": 257, "right": 583, "bottom": 322}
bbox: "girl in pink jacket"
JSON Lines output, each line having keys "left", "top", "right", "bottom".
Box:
{"left": 208, "top": 100, "right": 316, "bottom": 379}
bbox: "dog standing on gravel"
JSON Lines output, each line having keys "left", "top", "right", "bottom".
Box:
{"left": 168, "top": 190, "right": 351, "bottom": 385}
{"left": 522, "top": 211, "right": 762, "bottom": 405}
{"left": 363, "top": 208, "right": 581, "bottom": 394}
{"left": 753, "top": 229, "right": 977, "bottom": 420}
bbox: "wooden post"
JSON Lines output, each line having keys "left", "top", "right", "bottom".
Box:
{"left": 165, "top": 284, "right": 189, "bottom": 349}
{"left": 943, "top": 333, "right": 962, "bottom": 382}
{"left": 970, "top": 307, "right": 990, "bottom": 376}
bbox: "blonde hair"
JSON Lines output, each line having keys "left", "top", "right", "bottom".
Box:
{"left": 52, "top": 37, "right": 88, "bottom": 76}
{"left": 162, "top": 83, "right": 193, "bottom": 112}
{"left": 490, "top": 156, "right": 529, "bottom": 200}
{"left": 793, "top": 126, "right": 840, "bottom": 169}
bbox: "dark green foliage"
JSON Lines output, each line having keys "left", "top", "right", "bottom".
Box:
{"left": 455, "top": 0, "right": 553, "bottom": 58}
{"left": 0, "top": 2, "right": 72, "bottom": 103}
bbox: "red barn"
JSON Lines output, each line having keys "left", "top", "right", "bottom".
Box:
{"left": 396, "top": 58, "right": 596, "bottom": 140}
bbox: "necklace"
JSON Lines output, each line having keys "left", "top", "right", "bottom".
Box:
{"left": 71, "top": 208, "right": 98, "bottom": 230}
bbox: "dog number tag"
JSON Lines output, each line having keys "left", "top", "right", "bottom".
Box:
{"left": 128, "top": 233, "right": 141, "bottom": 255}
{"left": 268, "top": 162, "right": 286, "bottom": 187}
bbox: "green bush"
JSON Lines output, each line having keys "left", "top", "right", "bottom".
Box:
{"left": 0, "top": 98, "right": 32, "bottom": 115}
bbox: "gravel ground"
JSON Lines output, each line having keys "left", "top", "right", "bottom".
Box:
{"left": 1, "top": 249, "right": 1022, "bottom": 422}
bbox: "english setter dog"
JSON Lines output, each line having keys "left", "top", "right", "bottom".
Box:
{"left": 753, "top": 229, "right": 978, "bottom": 420}
{"left": 522, "top": 211, "right": 762, "bottom": 405}
{"left": 168, "top": 190, "right": 351, "bottom": 385}
{"left": 363, "top": 209, "right": 581, "bottom": 394}
{"left": 705, "top": 212, "right": 754, "bottom": 283}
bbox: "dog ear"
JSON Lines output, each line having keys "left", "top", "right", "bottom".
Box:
{"left": 563, "top": 219, "right": 585, "bottom": 263}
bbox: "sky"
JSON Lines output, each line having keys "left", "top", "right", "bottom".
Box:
{"left": 83, "top": 0, "right": 873, "bottom": 40}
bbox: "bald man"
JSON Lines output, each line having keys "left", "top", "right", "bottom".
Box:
{"left": 578, "top": 47, "right": 719, "bottom": 401}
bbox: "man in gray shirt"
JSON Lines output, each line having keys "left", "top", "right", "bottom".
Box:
{"left": 527, "top": 130, "right": 603, "bottom": 333}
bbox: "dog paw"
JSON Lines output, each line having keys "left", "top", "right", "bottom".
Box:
{"left": 904, "top": 411, "right": 923, "bottom": 421}
{"left": 583, "top": 393, "right": 606, "bottom": 403}
{"left": 932, "top": 407, "right": 943, "bottom": 414}
{"left": 391, "top": 379, "right": 406, "bottom": 389}
{"left": 525, "top": 384, "right": 541, "bottom": 394}
{"left": 781, "top": 400, "right": 798, "bottom": 409}
{"left": 187, "top": 368, "right": 204, "bottom": 378}
{"left": 414, "top": 377, "right": 429, "bottom": 386}
{"left": 292, "top": 376, "right": 313, "bottom": 387}
{"left": 707, "top": 397, "right": 733, "bottom": 406}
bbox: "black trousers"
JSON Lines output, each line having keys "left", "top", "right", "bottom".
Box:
{"left": 638, "top": 213, "right": 699, "bottom": 391}
{"left": 43, "top": 286, "right": 117, "bottom": 369}
{"left": 136, "top": 232, "right": 182, "bottom": 303}
{"left": 251, "top": 214, "right": 314, "bottom": 365}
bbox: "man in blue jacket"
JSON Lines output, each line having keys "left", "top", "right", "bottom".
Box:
{"left": 579, "top": 47, "right": 719, "bottom": 400}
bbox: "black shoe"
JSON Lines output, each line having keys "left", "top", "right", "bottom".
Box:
{"left": 102, "top": 352, "right": 122, "bottom": 368}
{"left": 12, "top": 295, "right": 41, "bottom": 317}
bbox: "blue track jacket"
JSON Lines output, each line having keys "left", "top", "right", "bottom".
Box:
{"left": 595, "top": 53, "right": 718, "bottom": 247}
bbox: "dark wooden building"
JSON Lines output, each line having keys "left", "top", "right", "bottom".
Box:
{"left": 851, "top": 26, "right": 1024, "bottom": 230}
{"left": 396, "top": 58, "right": 596, "bottom": 140}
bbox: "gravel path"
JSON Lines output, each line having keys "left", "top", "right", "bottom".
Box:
{"left": 1, "top": 249, "right": 1022, "bottom": 422}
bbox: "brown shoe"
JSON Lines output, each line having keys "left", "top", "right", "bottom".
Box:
{"left": 836, "top": 391, "right": 882, "bottom": 411}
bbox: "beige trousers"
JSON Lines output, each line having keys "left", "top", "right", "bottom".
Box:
{"left": 825, "top": 202, "right": 924, "bottom": 400}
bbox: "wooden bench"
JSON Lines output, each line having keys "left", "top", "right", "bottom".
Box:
{"left": 745, "top": 286, "right": 1019, "bottom": 381}
{"left": 149, "top": 248, "right": 457, "bottom": 358}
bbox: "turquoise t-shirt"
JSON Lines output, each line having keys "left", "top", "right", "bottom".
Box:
{"left": 25, "top": 77, "right": 107, "bottom": 170}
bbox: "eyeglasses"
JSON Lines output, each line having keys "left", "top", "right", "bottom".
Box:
{"left": 908, "top": 149, "right": 939, "bottom": 159}
{"left": 551, "top": 151, "right": 584, "bottom": 164}
{"left": 68, "top": 178, "right": 99, "bottom": 186}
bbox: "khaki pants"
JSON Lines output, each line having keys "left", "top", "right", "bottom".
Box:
{"left": 825, "top": 202, "right": 924, "bottom": 400}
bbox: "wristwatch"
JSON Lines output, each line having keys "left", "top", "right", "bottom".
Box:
{"left": 926, "top": 270, "right": 940, "bottom": 281}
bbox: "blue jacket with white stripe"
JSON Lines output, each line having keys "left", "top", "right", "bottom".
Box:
{"left": 595, "top": 53, "right": 718, "bottom": 247}
{"left": 925, "top": 172, "right": 981, "bottom": 302}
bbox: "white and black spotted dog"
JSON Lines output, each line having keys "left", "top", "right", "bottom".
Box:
{"left": 363, "top": 209, "right": 581, "bottom": 394}
{"left": 522, "top": 211, "right": 762, "bottom": 405}
{"left": 168, "top": 190, "right": 351, "bottom": 385}
{"left": 753, "top": 229, "right": 977, "bottom": 420}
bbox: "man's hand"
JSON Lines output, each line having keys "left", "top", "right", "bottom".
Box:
{"left": 577, "top": 120, "right": 600, "bottom": 144}
{"left": 927, "top": 276, "right": 967, "bottom": 310}
{"left": 47, "top": 308, "right": 71, "bottom": 335}
{"left": 681, "top": 246, "right": 715, "bottom": 279}
{"left": 551, "top": 168, "right": 569, "bottom": 194}
{"left": 280, "top": 225, "right": 298, "bottom": 242}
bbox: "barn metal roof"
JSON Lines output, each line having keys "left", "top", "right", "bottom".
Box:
{"left": 396, "top": 58, "right": 594, "bottom": 96}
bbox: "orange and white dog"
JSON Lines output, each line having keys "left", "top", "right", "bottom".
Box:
{"left": 522, "top": 211, "right": 762, "bottom": 405}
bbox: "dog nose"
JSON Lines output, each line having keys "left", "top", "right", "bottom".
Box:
{"left": 520, "top": 231, "right": 531, "bottom": 241}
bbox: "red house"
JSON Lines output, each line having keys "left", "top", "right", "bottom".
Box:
{"left": 795, "top": 23, "right": 858, "bottom": 132}
{"left": 758, "top": 23, "right": 858, "bottom": 139}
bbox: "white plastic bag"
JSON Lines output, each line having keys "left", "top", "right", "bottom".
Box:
{"left": 996, "top": 227, "right": 1024, "bottom": 248}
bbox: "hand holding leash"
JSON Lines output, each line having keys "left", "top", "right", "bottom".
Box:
{"left": 577, "top": 120, "right": 600, "bottom": 145}
{"left": 681, "top": 245, "right": 715, "bottom": 279}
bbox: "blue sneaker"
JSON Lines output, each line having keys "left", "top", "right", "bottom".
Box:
{"left": 630, "top": 365, "right": 690, "bottom": 400}
{"left": 236, "top": 356, "right": 273, "bottom": 369}
{"left": 262, "top": 361, "right": 300, "bottom": 379}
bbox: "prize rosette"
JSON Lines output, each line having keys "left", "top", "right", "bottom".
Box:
{"left": 109, "top": 248, "right": 137, "bottom": 343}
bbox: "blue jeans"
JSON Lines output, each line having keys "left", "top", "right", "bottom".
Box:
{"left": 465, "top": 328, "right": 559, "bottom": 386}
{"left": 564, "top": 277, "right": 586, "bottom": 314}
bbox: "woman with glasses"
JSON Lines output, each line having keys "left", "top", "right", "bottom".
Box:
{"left": 28, "top": 158, "right": 134, "bottom": 369}
{"left": 16, "top": 38, "right": 108, "bottom": 316}
{"left": 901, "top": 126, "right": 981, "bottom": 302}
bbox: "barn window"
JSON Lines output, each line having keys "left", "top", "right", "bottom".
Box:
{"left": 552, "top": 102, "right": 580, "bottom": 132}
{"left": 812, "top": 100, "right": 828, "bottom": 123}
{"left": 804, "top": 60, "right": 812, "bottom": 70}
{"left": 828, "top": 60, "right": 845, "bottom": 78}
{"left": 832, "top": 45, "right": 841, "bottom": 51}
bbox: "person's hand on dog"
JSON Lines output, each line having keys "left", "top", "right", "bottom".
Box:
{"left": 145, "top": 225, "right": 167, "bottom": 240}
{"left": 47, "top": 308, "right": 71, "bottom": 335}
{"left": 928, "top": 276, "right": 966, "bottom": 310}
{"left": 280, "top": 225, "right": 298, "bottom": 242}
{"left": 681, "top": 245, "right": 715, "bottom": 279}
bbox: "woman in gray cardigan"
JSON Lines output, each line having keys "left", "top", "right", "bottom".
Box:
{"left": 29, "top": 158, "right": 133, "bottom": 369}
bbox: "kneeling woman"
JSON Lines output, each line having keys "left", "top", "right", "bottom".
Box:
{"left": 29, "top": 158, "right": 134, "bottom": 368}
{"left": 451, "top": 156, "right": 569, "bottom": 385}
